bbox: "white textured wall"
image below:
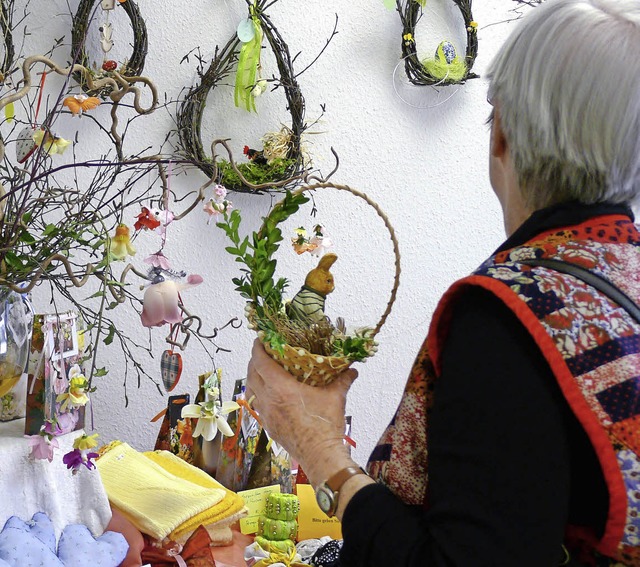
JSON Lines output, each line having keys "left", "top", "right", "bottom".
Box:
{"left": 22, "top": 1, "right": 525, "bottom": 465}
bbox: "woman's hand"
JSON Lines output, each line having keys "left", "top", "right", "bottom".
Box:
{"left": 246, "top": 339, "right": 359, "bottom": 487}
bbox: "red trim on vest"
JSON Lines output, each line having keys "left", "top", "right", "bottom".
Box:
{"left": 427, "top": 274, "right": 628, "bottom": 557}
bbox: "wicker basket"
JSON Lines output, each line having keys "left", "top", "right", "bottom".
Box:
{"left": 249, "top": 182, "right": 401, "bottom": 386}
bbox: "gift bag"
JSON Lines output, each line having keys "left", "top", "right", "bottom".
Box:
{"left": 215, "top": 378, "right": 262, "bottom": 491}
{"left": 246, "top": 431, "right": 293, "bottom": 493}
{"left": 24, "top": 312, "right": 87, "bottom": 435}
{"left": 0, "top": 289, "right": 33, "bottom": 421}
{"left": 153, "top": 393, "right": 197, "bottom": 464}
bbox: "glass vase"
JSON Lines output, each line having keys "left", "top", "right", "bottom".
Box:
{"left": 0, "top": 288, "right": 34, "bottom": 421}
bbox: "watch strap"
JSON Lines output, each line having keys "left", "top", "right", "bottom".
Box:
{"left": 325, "top": 466, "right": 367, "bottom": 492}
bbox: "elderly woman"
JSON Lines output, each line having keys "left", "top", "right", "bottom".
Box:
{"left": 246, "top": 0, "right": 640, "bottom": 565}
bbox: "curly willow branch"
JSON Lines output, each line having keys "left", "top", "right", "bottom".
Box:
{"left": 398, "top": 0, "right": 478, "bottom": 86}
{"left": 0, "top": 55, "right": 158, "bottom": 157}
{"left": 176, "top": 0, "right": 309, "bottom": 194}
{"left": 0, "top": 254, "right": 93, "bottom": 293}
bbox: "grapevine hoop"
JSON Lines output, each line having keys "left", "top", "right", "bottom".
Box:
{"left": 398, "top": 0, "right": 478, "bottom": 86}
{"left": 176, "top": 0, "right": 307, "bottom": 194}
{"left": 71, "top": 0, "right": 148, "bottom": 95}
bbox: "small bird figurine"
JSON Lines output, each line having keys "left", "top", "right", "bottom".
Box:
{"left": 243, "top": 145, "right": 267, "bottom": 165}
{"left": 286, "top": 253, "right": 338, "bottom": 324}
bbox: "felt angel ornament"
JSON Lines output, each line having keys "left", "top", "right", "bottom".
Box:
{"left": 140, "top": 273, "right": 203, "bottom": 327}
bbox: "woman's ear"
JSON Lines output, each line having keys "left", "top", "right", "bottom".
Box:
{"left": 490, "top": 106, "right": 508, "bottom": 161}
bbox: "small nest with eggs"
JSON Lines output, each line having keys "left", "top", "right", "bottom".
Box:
{"left": 246, "top": 303, "right": 378, "bottom": 387}
{"left": 397, "top": 0, "right": 478, "bottom": 86}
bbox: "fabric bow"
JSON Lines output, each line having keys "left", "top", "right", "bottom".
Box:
{"left": 252, "top": 544, "right": 306, "bottom": 567}
{"left": 140, "top": 525, "right": 215, "bottom": 567}
{"left": 234, "top": 3, "right": 263, "bottom": 112}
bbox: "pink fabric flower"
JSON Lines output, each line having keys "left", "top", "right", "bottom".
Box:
{"left": 214, "top": 184, "right": 227, "bottom": 200}
{"left": 144, "top": 251, "right": 171, "bottom": 270}
{"left": 25, "top": 433, "right": 59, "bottom": 462}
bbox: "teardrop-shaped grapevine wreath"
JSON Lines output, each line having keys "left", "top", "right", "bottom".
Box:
{"left": 177, "top": 0, "right": 309, "bottom": 194}
{"left": 71, "top": 0, "right": 149, "bottom": 96}
{"left": 0, "top": 0, "right": 15, "bottom": 83}
{"left": 398, "top": 0, "right": 478, "bottom": 86}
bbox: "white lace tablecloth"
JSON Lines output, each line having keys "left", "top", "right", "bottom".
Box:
{"left": 0, "top": 418, "right": 112, "bottom": 537}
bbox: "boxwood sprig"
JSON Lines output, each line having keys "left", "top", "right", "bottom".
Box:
{"left": 217, "top": 190, "right": 310, "bottom": 319}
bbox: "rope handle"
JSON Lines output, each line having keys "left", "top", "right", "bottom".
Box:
{"left": 259, "top": 182, "right": 401, "bottom": 338}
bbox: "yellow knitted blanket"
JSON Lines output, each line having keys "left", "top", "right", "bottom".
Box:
{"left": 143, "top": 450, "right": 247, "bottom": 542}
{"left": 97, "top": 442, "right": 227, "bottom": 540}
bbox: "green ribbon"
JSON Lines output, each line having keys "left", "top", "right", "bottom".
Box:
{"left": 234, "top": 11, "right": 263, "bottom": 113}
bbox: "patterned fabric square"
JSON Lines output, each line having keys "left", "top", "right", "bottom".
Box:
{"left": 611, "top": 415, "right": 640, "bottom": 454}
{"left": 596, "top": 376, "right": 640, "bottom": 423}
{"left": 569, "top": 336, "right": 640, "bottom": 377}
{"left": 527, "top": 291, "right": 566, "bottom": 318}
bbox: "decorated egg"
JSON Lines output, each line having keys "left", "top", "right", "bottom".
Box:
{"left": 435, "top": 41, "right": 457, "bottom": 65}
{"left": 15, "top": 126, "right": 38, "bottom": 164}
{"left": 237, "top": 18, "right": 256, "bottom": 43}
{"left": 102, "top": 59, "right": 118, "bottom": 72}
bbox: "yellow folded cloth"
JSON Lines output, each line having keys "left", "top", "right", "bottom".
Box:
{"left": 97, "top": 442, "right": 226, "bottom": 540}
{"left": 142, "top": 450, "right": 247, "bottom": 543}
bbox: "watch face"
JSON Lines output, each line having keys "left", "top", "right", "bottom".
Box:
{"left": 316, "top": 486, "right": 334, "bottom": 514}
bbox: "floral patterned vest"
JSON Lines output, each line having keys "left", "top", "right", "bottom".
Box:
{"left": 368, "top": 213, "right": 640, "bottom": 565}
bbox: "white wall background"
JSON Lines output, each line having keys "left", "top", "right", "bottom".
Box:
{"left": 21, "top": 0, "right": 529, "bottom": 466}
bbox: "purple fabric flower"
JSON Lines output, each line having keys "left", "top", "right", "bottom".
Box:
{"left": 62, "top": 449, "right": 99, "bottom": 473}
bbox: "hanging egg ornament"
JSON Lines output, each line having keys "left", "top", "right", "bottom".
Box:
{"left": 15, "top": 126, "right": 38, "bottom": 163}
{"left": 237, "top": 18, "right": 256, "bottom": 43}
{"left": 102, "top": 59, "right": 117, "bottom": 72}
{"left": 435, "top": 41, "right": 457, "bottom": 64}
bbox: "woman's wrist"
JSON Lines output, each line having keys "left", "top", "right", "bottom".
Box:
{"left": 300, "top": 443, "right": 355, "bottom": 489}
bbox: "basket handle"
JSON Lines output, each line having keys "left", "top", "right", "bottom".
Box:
{"left": 262, "top": 182, "right": 401, "bottom": 338}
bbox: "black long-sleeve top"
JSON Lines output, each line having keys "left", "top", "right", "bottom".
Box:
{"left": 339, "top": 203, "right": 631, "bottom": 566}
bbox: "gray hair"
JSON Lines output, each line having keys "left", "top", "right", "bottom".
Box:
{"left": 487, "top": 0, "right": 640, "bottom": 210}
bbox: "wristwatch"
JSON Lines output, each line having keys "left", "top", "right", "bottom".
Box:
{"left": 315, "top": 466, "right": 368, "bottom": 517}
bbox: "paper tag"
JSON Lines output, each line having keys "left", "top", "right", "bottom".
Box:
{"left": 237, "top": 484, "right": 281, "bottom": 535}
{"left": 296, "top": 484, "right": 342, "bottom": 541}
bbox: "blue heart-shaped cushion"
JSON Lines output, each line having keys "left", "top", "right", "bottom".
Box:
{"left": 0, "top": 526, "right": 63, "bottom": 567}
{"left": 57, "top": 524, "right": 128, "bottom": 567}
{"left": 3, "top": 512, "right": 57, "bottom": 553}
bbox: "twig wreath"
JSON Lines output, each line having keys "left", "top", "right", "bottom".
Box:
{"left": 177, "top": 0, "right": 325, "bottom": 194}
{"left": 0, "top": 0, "right": 14, "bottom": 81}
{"left": 71, "top": 0, "right": 148, "bottom": 96}
{"left": 218, "top": 183, "right": 401, "bottom": 386}
{"left": 398, "top": 0, "right": 478, "bottom": 86}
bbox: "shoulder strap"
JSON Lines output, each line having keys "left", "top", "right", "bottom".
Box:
{"left": 520, "top": 258, "right": 640, "bottom": 325}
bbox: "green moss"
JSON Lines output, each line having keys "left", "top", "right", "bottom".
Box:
{"left": 218, "top": 158, "right": 295, "bottom": 188}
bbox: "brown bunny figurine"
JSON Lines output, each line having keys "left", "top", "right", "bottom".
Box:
{"left": 286, "top": 253, "right": 338, "bottom": 324}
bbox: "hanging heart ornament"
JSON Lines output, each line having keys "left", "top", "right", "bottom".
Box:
{"left": 16, "top": 126, "right": 38, "bottom": 163}
{"left": 160, "top": 350, "right": 182, "bottom": 392}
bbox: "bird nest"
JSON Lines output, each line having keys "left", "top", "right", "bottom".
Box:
{"left": 71, "top": 0, "right": 149, "bottom": 96}
{"left": 176, "top": 0, "right": 308, "bottom": 194}
{"left": 398, "top": 0, "right": 478, "bottom": 86}
{"left": 218, "top": 183, "right": 401, "bottom": 386}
